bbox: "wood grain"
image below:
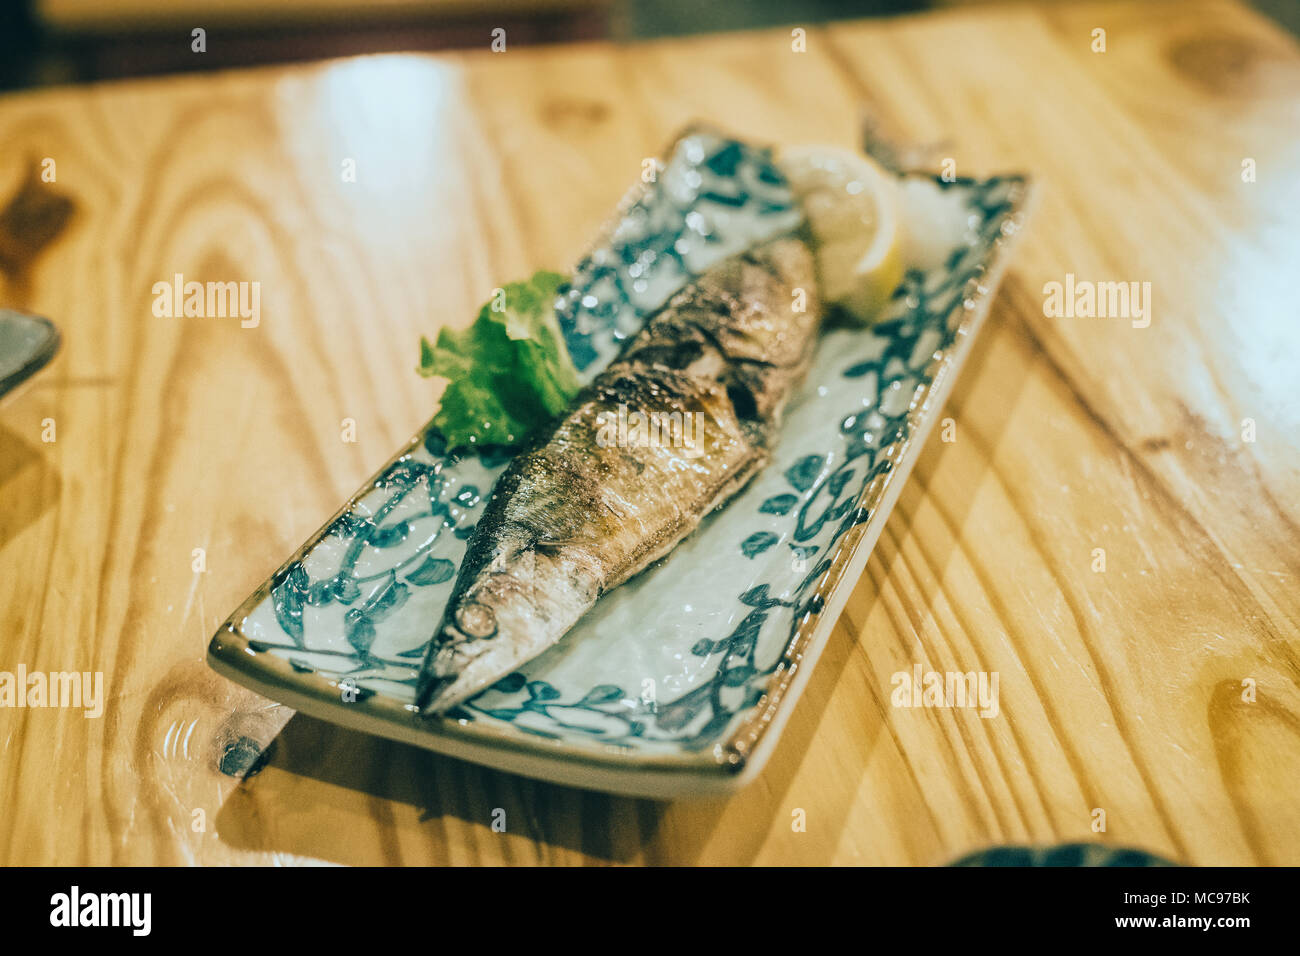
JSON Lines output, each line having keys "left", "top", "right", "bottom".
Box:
{"left": 1, "top": 0, "right": 1297, "bottom": 865}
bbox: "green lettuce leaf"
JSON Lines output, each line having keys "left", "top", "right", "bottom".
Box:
{"left": 418, "top": 271, "right": 580, "bottom": 450}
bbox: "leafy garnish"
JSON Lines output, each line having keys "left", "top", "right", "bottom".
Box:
{"left": 418, "top": 271, "right": 580, "bottom": 451}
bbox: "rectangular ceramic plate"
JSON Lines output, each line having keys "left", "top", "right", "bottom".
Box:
{"left": 208, "top": 130, "right": 1032, "bottom": 798}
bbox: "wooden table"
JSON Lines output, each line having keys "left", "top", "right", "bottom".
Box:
{"left": 2, "top": 0, "right": 1297, "bottom": 866}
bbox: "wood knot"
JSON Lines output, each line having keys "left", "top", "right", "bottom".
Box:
{"left": 1168, "top": 33, "right": 1299, "bottom": 96}
{"left": 0, "top": 158, "right": 75, "bottom": 279}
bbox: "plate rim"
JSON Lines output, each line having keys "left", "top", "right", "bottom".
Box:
{"left": 0, "top": 310, "right": 61, "bottom": 401}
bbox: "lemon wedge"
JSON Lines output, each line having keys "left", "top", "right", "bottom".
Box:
{"left": 777, "top": 145, "right": 904, "bottom": 324}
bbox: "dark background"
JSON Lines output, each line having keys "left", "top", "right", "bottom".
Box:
{"left": 2, "top": 0, "right": 1297, "bottom": 92}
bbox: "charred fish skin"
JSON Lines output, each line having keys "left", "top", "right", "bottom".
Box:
{"left": 417, "top": 237, "right": 820, "bottom": 714}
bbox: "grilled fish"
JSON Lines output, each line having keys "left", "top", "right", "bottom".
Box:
{"left": 416, "top": 236, "right": 821, "bottom": 713}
